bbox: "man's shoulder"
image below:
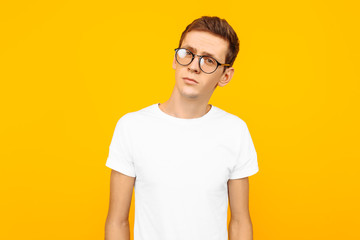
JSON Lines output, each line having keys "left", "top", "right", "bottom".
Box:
{"left": 118, "top": 103, "right": 156, "bottom": 125}
{"left": 214, "top": 106, "right": 247, "bottom": 127}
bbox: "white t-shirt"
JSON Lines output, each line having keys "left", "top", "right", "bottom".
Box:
{"left": 106, "top": 103, "right": 259, "bottom": 240}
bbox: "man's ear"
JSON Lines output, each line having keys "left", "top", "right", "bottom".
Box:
{"left": 172, "top": 56, "right": 176, "bottom": 70}
{"left": 217, "top": 67, "right": 234, "bottom": 87}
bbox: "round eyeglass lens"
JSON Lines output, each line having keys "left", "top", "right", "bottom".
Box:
{"left": 176, "top": 49, "right": 192, "bottom": 65}
{"left": 200, "top": 56, "right": 217, "bottom": 73}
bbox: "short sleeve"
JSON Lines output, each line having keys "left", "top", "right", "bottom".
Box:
{"left": 229, "top": 122, "right": 259, "bottom": 179}
{"left": 105, "top": 115, "right": 136, "bottom": 177}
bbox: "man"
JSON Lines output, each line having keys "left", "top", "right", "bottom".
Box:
{"left": 105, "top": 16, "right": 259, "bottom": 240}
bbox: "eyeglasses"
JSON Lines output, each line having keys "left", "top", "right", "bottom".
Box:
{"left": 174, "top": 48, "right": 230, "bottom": 74}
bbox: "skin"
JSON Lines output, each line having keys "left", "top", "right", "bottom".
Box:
{"left": 159, "top": 30, "right": 234, "bottom": 119}
{"left": 228, "top": 177, "right": 254, "bottom": 240}
{"left": 105, "top": 30, "right": 253, "bottom": 240}
{"left": 105, "top": 170, "right": 135, "bottom": 240}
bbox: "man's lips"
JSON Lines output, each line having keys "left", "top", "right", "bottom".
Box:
{"left": 183, "top": 77, "right": 198, "bottom": 83}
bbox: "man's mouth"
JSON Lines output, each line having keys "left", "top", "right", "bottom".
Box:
{"left": 183, "top": 77, "right": 198, "bottom": 83}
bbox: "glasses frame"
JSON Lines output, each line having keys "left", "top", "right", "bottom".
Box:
{"left": 174, "top": 48, "right": 230, "bottom": 74}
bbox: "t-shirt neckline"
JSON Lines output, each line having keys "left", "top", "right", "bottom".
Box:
{"left": 153, "top": 103, "right": 218, "bottom": 123}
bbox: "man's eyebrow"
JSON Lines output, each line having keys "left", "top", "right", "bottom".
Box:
{"left": 182, "top": 45, "right": 216, "bottom": 58}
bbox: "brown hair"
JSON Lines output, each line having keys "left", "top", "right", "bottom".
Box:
{"left": 178, "top": 16, "right": 240, "bottom": 68}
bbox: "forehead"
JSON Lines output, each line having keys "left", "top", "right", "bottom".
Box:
{"left": 181, "top": 30, "right": 229, "bottom": 62}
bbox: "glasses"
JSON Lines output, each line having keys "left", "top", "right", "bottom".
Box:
{"left": 174, "top": 48, "right": 230, "bottom": 74}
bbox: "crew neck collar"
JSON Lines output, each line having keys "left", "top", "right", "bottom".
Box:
{"left": 153, "top": 103, "right": 218, "bottom": 123}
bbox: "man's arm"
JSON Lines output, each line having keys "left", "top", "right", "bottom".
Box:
{"left": 105, "top": 170, "right": 135, "bottom": 240}
{"left": 227, "top": 177, "right": 253, "bottom": 240}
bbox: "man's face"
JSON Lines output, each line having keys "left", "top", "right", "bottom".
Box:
{"left": 172, "top": 30, "right": 234, "bottom": 100}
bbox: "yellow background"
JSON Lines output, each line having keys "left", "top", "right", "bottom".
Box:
{"left": 1, "top": 0, "right": 359, "bottom": 239}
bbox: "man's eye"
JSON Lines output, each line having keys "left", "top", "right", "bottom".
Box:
{"left": 206, "top": 58, "right": 215, "bottom": 64}
{"left": 178, "top": 50, "right": 188, "bottom": 58}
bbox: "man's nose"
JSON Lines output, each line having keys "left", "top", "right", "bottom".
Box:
{"left": 188, "top": 56, "right": 201, "bottom": 73}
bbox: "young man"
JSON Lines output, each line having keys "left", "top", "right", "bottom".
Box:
{"left": 105, "top": 16, "right": 259, "bottom": 240}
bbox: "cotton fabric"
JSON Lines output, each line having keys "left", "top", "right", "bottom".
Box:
{"left": 106, "top": 103, "right": 259, "bottom": 240}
